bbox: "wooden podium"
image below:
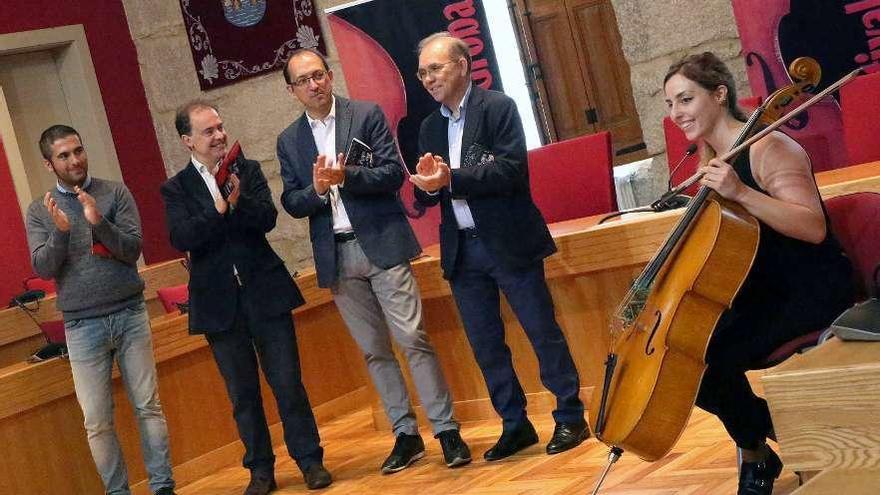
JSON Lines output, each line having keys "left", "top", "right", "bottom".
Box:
{"left": 762, "top": 338, "right": 880, "bottom": 492}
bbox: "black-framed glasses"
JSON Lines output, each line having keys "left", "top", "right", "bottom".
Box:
{"left": 292, "top": 69, "right": 328, "bottom": 87}
{"left": 416, "top": 61, "right": 457, "bottom": 81}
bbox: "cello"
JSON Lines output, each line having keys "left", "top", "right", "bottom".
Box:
{"left": 587, "top": 58, "right": 861, "bottom": 492}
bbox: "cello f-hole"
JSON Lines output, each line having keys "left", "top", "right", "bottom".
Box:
{"left": 644, "top": 309, "right": 662, "bottom": 356}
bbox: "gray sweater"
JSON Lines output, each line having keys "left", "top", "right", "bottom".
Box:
{"left": 26, "top": 177, "right": 145, "bottom": 320}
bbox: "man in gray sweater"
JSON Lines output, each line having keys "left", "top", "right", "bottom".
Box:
{"left": 25, "top": 125, "right": 176, "bottom": 495}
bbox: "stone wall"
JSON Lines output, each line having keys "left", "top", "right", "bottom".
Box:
{"left": 610, "top": 0, "right": 751, "bottom": 204}
{"left": 121, "top": 0, "right": 353, "bottom": 273}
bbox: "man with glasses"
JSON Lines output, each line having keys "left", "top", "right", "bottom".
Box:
{"left": 277, "top": 48, "right": 470, "bottom": 474}
{"left": 410, "top": 32, "right": 590, "bottom": 461}
{"left": 26, "top": 125, "right": 177, "bottom": 495}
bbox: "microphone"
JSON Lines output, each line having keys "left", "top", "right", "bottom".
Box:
{"left": 668, "top": 143, "right": 698, "bottom": 191}
{"left": 652, "top": 144, "right": 698, "bottom": 212}
{"left": 597, "top": 144, "right": 698, "bottom": 224}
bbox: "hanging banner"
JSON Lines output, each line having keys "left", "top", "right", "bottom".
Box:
{"left": 732, "top": 0, "right": 880, "bottom": 170}
{"left": 180, "top": 0, "right": 328, "bottom": 90}
{"left": 326, "top": 0, "right": 503, "bottom": 245}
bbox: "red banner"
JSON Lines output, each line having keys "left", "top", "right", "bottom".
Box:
{"left": 180, "top": 0, "right": 327, "bottom": 90}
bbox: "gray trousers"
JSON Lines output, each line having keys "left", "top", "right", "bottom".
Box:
{"left": 331, "top": 239, "right": 457, "bottom": 436}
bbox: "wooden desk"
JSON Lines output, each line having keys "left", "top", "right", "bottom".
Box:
{"left": 0, "top": 258, "right": 189, "bottom": 368}
{"left": 816, "top": 160, "right": 880, "bottom": 198}
{"left": 2, "top": 161, "right": 878, "bottom": 493}
{"left": 761, "top": 338, "right": 880, "bottom": 472}
{"left": 370, "top": 160, "right": 880, "bottom": 428}
{"left": 792, "top": 468, "right": 880, "bottom": 494}
{"left": 0, "top": 301, "right": 369, "bottom": 494}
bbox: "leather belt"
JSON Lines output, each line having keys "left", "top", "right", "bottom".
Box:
{"left": 334, "top": 231, "right": 357, "bottom": 243}
{"left": 459, "top": 227, "right": 479, "bottom": 239}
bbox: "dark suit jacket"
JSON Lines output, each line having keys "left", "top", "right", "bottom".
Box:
{"left": 277, "top": 96, "right": 421, "bottom": 288}
{"left": 160, "top": 159, "right": 304, "bottom": 334}
{"left": 415, "top": 86, "right": 556, "bottom": 279}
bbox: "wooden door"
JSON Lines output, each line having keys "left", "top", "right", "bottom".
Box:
{"left": 516, "top": 0, "right": 645, "bottom": 162}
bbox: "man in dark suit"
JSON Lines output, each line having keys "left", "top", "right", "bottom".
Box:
{"left": 160, "top": 101, "right": 331, "bottom": 493}
{"left": 277, "top": 48, "right": 470, "bottom": 474}
{"left": 410, "top": 33, "right": 590, "bottom": 461}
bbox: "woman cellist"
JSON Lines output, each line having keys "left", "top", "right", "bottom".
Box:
{"left": 662, "top": 52, "right": 856, "bottom": 495}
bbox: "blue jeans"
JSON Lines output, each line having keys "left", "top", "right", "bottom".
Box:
{"left": 65, "top": 302, "right": 175, "bottom": 495}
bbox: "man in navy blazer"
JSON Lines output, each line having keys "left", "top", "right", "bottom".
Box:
{"left": 411, "top": 33, "right": 589, "bottom": 461}
{"left": 277, "top": 49, "right": 470, "bottom": 474}
{"left": 161, "top": 101, "right": 331, "bottom": 493}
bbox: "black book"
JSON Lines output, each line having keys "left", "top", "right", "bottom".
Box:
{"left": 344, "top": 137, "right": 373, "bottom": 168}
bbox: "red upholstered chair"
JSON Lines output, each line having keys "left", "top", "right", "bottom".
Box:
{"left": 825, "top": 192, "right": 880, "bottom": 298}
{"left": 529, "top": 131, "right": 617, "bottom": 223}
{"left": 757, "top": 192, "right": 880, "bottom": 368}
{"left": 24, "top": 276, "right": 56, "bottom": 296}
{"left": 157, "top": 284, "right": 189, "bottom": 314}
{"left": 39, "top": 320, "right": 66, "bottom": 344}
{"left": 17, "top": 277, "right": 64, "bottom": 344}
{"left": 841, "top": 71, "right": 880, "bottom": 165}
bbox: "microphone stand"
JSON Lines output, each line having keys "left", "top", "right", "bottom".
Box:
{"left": 599, "top": 146, "right": 697, "bottom": 224}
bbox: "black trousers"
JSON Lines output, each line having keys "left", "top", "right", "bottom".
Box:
{"left": 206, "top": 298, "right": 323, "bottom": 474}
{"left": 696, "top": 271, "right": 853, "bottom": 450}
{"left": 449, "top": 234, "right": 584, "bottom": 430}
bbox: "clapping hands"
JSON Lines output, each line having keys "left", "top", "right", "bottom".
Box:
{"left": 313, "top": 153, "right": 345, "bottom": 195}
{"left": 410, "top": 153, "right": 450, "bottom": 193}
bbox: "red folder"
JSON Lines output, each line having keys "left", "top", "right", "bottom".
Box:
{"left": 215, "top": 140, "right": 241, "bottom": 196}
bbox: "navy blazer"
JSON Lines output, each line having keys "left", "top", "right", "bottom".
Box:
{"left": 160, "top": 159, "right": 304, "bottom": 334}
{"left": 277, "top": 96, "right": 421, "bottom": 288}
{"left": 415, "top": 86, "right": 556, "bottom": 279}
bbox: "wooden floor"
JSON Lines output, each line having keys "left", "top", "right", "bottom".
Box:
{"left": 179, "top": 408, "right": 802, "bottom": 494}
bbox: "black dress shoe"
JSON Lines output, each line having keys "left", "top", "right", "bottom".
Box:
{"left": 244, "top": 473, "right": 276, "bottom": 495}
{"left": 436, "top": 429, "right": 472, "bottom": 468}
{"left": 483, "top": 421, "right": 539, "bottom": 461}
{"left": 154, "top": 488, "right": 177, "bottom": 495}
{"left": 303, "top": 463, "right": 332, "bottom": 490}
{"left": 381, "top": 433, "right": 426, "bottom": 474}
{"left": 739, "top": 447, "right": 783, "bottom": 495}
{"left": 546, "top": 420, "right": 590, "bottom": 454}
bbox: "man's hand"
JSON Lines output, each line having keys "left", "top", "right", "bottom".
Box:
{"left": 227, "top": 174, "right": 241, "bottom": 208}
{"left": 312, "top": 155, "right": 333, "bottom": 196}
{"left": 74, "top": 186, "right": 103, "bottom": 225}
{"left": 414, "top": 153, "right": 439, "bottom": 176}
{"left": 317, "top": 152, "right": 346, "bottom": 187}
{"left": 43, "top": 192, "right": 70, "bottom": 232}
{"left": 214, "top": 195, "right": 228, "bottom": 214}
{"left": 410, "top": 154, "right": 451, "bottom": 193}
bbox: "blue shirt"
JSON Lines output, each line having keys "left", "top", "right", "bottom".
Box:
{"left": 56, "top": 175, "right": 92, "bottom": 195}
{"left": 440, "top": 84, "right": 476, "bottom": 230}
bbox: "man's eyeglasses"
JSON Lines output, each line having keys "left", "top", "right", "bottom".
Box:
{"left": 291, "top": 69, "right": 327, "bottom": 87}
{"left": 416, "top": 60, "right": 458, "bottom": 81}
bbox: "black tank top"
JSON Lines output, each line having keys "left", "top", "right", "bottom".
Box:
{"left": 731, "top": 149, "right": 851, "bottom": 295}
